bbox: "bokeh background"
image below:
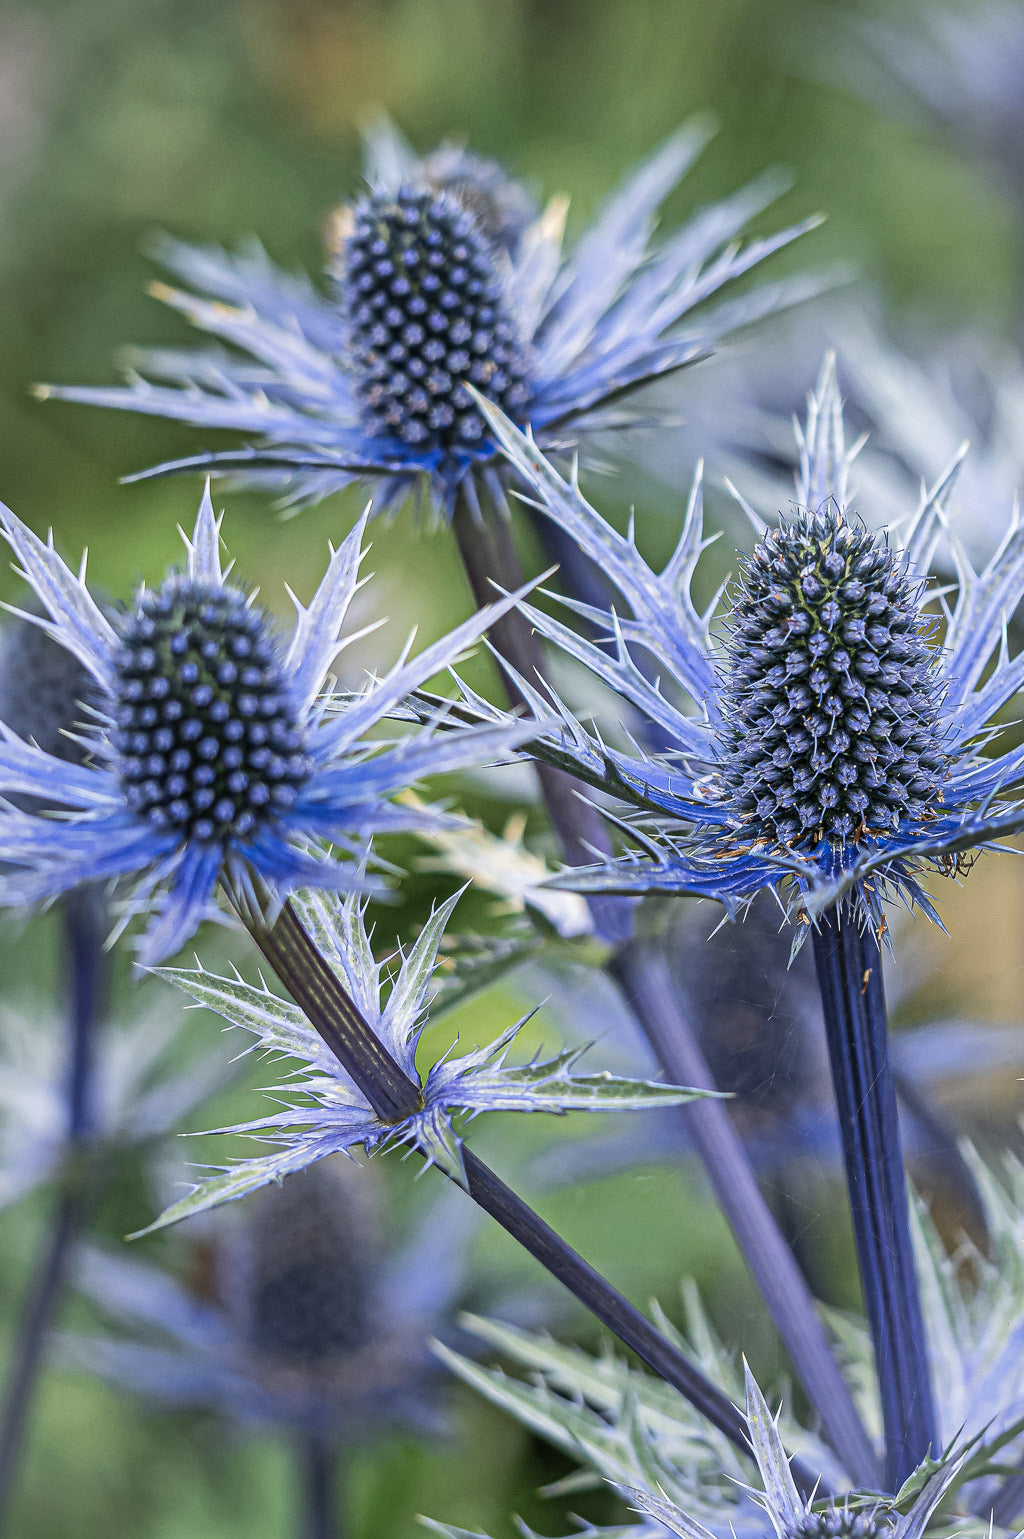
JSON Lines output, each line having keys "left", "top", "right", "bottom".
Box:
{"left": 1, "top": 1, "right": 1024, "bottom": 1535}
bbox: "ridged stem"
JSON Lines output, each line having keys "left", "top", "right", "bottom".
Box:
{"left": 63, "top": 888, "right": 106, "bottom": 1141}
{"left": 450, "top": 489, "right": 879, "bottom": 1487}
{"left": 811, "top": 903, "right": 938, "bottom": 1490}
{"left": 609, "top": 942, "right": 879, "bottom": 1485}
{"left": 451, "top": 495, "right": 631, "bottom": 947}
{"left": 242, "top": 897, "right": 813, "bottom": 1486}
{"left": 0, "top": 889, "right": 109, "bottom": 1529}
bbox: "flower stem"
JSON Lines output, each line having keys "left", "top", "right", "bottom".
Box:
{"left": 0, "top": 1194, "right": 80, "bottom": 1527}
{"left": 609, "top": 942, "right": 880, "bottom": 1486}
{"left": 450, "top": 488, "right": 878, "bottom": 1487}
{"left": 811, "top": 903, "right": 938, "bottom": 1490}
{"left": 0, "top": 889, "right": 109, "bottom": 1526}
{"left": 63, "top": 888, "right": 107, "bottom": 1141}
{"left": 297, "top": 1433, "right": 337, "bottom": 1539}
{"left": 243, "top": 898, "right": 823, "bottom": 1490}
{"left": 450, "top": 493, "right": 631, "bottom": 947}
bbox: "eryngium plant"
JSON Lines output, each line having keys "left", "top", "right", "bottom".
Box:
{"left": 0, "top": 486, "right": 532, "bottom": 961}
{"left": 474, "top": 356, "right": 1024, "bottom": 928}
{"left": 467, "top": 354, "right": 1024, "bottom": 1486}
{"left": 39, "top": 120, "right": 823, "bottom": 516}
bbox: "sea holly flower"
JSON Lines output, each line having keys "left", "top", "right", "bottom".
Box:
{"left": 0, "top": 485, "right": 534, "bottom": 962}
{"left": 67, "top": 1161, "right": 487, "bottom": 1442}
{"left": 670, "top": 313, "right": 1024, "bottom": 569}
{"left": 470, "top": 357, "right": 1024, "bottom": 931}
{"left": 39, "top": 119, "right": 824, "bottom": 517}
{"left": 0, "top": 613, "right": 97, "bottom": 778}
{"left": 471, "top": 354, "right": 1024, "bottom": 1485}
{"left": 847, "top": 3, "right": 1024, "bottom": 209}
{"left": 133, "top": 884, "right": 712, "bottom": 1229}
{"left": 623, "top": 1369, "right": 963, "bottom": 1539}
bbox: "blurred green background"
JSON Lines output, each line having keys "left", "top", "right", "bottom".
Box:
{"left": 1, "top": 0, "right": 1024, "bottom": 1535}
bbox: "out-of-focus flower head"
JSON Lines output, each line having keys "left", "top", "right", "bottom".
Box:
{"left": 68, "top": 1158, "right": 485, "bottom": 1440}
{"left": 0, "top": 614, "right": 96, "bottom": 775}
{"left": 39, "top": 119, "right": 825, "bottom": 518}
{"left": 0, "top": 485, "right": 534, "bottom": 961}
{"left": 0, "top": 997, "right": 228, "bottom": 1208}
{"left": 468, "top": 356, "right": 1024, "bottom": 934}
{"left": 135, "top": 884, "right": 709, "bottom": 1232}
{"left": 654, "top": 311, "right": 1024, "bottom": 570}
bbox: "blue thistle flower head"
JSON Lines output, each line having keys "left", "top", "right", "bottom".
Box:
{"left": 68, "top": 1164, "right": 485, "bottom": 1439}
{"left": 0, "top": 485, "right": 534, "bottom": 961}
{"left": 335, "top": 183, "right": 533, "bottom": 461}
{"left": 714, "top": 504, "right": 950, "bottom": 851}
{"left": 40, "top": 119, "right": 824, "bottom": 517}
{"left": 468, "top": 354, "right": 1024, "bottom": 932}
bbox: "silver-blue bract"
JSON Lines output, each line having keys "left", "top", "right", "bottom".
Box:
{"left": 424, "top": 1354, "right": 965, "bottom": 1539}
{"left": 0, "top": 485, "right": 532, "bottom": 962}
{"left": 472, "top": 355, "right": 1024, "bottom": 930}
{"left": 40, "top": 120, "right": 823, "bottom": 517}
{"left": 134, "top": 886, "right": 709, "bottom": 1230}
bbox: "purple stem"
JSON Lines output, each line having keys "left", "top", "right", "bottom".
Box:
{"left": 812, "top": 904, "right": 938, "bottom": 1490}
{"left": 244, "top": 898, "right": 813, "bottom": 1485}
{"left": 298, "top": 1433, "right": 337, "bottom": 1539}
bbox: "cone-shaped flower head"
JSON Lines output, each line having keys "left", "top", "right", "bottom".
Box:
{"left": 114, "top": 575, "right": 313, "bottom": 847}
{"left": 41, "top": 119, "right": 824, "bottom": 516}
{"left": 425, "top": 1345, "right": 968, "bottom": 1539}
{"left": 786, "top": 1517, "right": 882, "bottom": 1539}
{"left": 715, "top": 508, "right": 949, "bottom": 849}
{"left": 465, "top": 355, "right": 1024, "bottom": 930}
{"left": 620, "top": 1367, "right": 962, "bottom": 1539}
{"left": 0, "top": 486, "right": 534, "bottom": 961}
{"left": 339, "top": 185, "right": 532, "bottom": 456}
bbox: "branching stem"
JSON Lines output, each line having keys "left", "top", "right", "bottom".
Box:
{"left": 243, "top": 897, "right": 824, "bottom": 1490}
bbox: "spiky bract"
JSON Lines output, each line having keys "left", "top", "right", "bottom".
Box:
{"left": 462, "top": 355, "right": 1024, "bottom": 929}
{"left": 42, "top": 119, "right": 824, "bottom": 517}
{"left": 0, "top": 486, "right": 535, "bottom": 961}
{"left": 133, "top": 886, "right": 710, "bottom": 1231}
